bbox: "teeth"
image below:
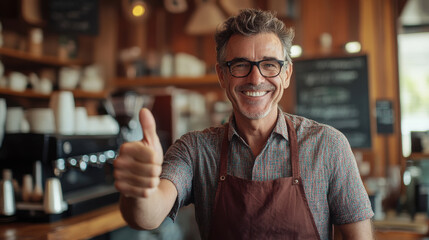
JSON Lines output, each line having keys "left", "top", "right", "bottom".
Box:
{"left": 244, "top": 91, "right": 267, "bottom": 97}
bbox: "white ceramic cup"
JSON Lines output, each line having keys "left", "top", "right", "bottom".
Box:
{"left": 5, "top": 107, "right": 24, "bottom": 133}
{"left": 8, "top": 72, "right": 28, "bottom": 92}
{"left": 74, "top": 107, "right": 88, "bottom": 135}
{"left": 59, "top": 67, "right": 80, "bottom": 90}
{"left": 43, "top": 177, "right": 64, "bottom": 214}
{"left": 50, "top": 91, "right": 75, "bottom": 135}
{"left": 26, "top": 108, "right": 55, "bottom": 134}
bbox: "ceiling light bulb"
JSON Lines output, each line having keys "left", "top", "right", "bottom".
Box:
{"left": 291, "top": 45, "right": 303, "bottom": 58}
{"left": 132, "top": 4, "right": 145, "bottom": 17}
{"left": 345, "top": 41, "right": 361, "bottom": 53}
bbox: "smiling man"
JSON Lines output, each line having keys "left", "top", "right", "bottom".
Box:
{"left": 114, "top": 9, "right": 374, "bottom": 240}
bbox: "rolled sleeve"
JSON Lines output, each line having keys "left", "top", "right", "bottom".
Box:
{"left": 160, "top": 134, "right": 195, "bottom": 221}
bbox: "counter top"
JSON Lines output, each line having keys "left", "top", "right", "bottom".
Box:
{"left": 1, "top": 204, "right": 428, "bottom": 240}
{"left": 0, "top": 204, "right": 126, "bottom": 240}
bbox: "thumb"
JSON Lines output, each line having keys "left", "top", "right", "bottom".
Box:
{"left": 139, "top": 108, "right": 158, "bottom": 146}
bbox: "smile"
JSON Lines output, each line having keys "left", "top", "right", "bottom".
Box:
{"left": 243, "top": 91, "right": 268, "bottom": 97}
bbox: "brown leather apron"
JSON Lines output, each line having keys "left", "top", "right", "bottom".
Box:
{"left": 209, "top": 117, "right": 321, "bottom": 240}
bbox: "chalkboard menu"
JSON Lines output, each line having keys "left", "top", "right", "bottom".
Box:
{"left": 295, "top": 55, "right": 371, "bottom": 148}
{"left": 48, "top": 0, "right": 99, "bottom": 35}
{"left": 376, "top": 100, "right": 394, "bottom": 134}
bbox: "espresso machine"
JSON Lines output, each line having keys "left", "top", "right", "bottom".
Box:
{"left": 0, "top": 133, "right": 120, "bottom": 222}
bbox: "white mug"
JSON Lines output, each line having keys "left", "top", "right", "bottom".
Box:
{"left": 8, "top": 72, "right": 28, "bottom": 92}
{"left": 26, "top": 108, "right": 55, "bottom": 134}
{"left": 5, "top": 107, "right": 24, "bottom": 133}
{"left": 58, "top": 67, "right": 80, "bottom": 90}
{"left": 74, "top": 107, "right": 88, "bottom": 135}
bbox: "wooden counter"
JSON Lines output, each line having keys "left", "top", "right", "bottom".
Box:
{"left": 2, "top": 204, "right": 429, "bottom": 240}
{"left": 0, "top": 204, "right": 127, "bottom": 240}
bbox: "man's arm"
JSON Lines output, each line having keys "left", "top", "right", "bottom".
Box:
{"left": 336, "top": 219, "right": 374, "bottom": 240}
{"left": 114, "top": 108, "right": 178, "bottom": 230}
{"left": 119, "top": 179, "right": 177, "bottom": 230}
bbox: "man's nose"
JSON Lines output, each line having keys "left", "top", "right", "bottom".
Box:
{"left": 246, "top": 65, "right": 265, "bottom": 85}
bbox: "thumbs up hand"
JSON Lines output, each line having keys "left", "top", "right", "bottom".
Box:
{"left": 114, "top": 108, "right": 164, "bottom": 198}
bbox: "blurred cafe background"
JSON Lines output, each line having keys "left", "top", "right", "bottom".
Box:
{"left": 0, "top": 0, "right": 428, "bottom": 239}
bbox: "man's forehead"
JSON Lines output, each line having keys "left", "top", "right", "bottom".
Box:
{"left": 225, "top": 33, "right": 284, "bottom": 59}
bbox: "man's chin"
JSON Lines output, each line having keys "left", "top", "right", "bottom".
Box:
{"left": 240, "top": 108, "right": 271, "bottom": 120}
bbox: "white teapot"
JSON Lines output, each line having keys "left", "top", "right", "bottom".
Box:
{"left": 29, "top": 73, "right": 53, "bottom": 94}
{"left": 80, "top": 65, "right": 104, "bottom": 92}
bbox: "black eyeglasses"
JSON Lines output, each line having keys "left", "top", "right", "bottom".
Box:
{"left": 225, "top": 58, "right": 285, "bottom": 78}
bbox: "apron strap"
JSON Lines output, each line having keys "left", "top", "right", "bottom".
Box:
{"left": 285, "top": 116, "right": 300, "bottom": 184}
{"left": 219, "top": 124, "right": 229, "bottom": 181}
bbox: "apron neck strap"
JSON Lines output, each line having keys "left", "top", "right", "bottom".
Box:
{"left": 284, "top": 116, "right": 301, "bottom": 183}
{"left": 219, "top": 124, "right": 229, "bottom": 178}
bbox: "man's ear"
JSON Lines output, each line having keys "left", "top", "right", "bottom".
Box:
{"left": 283, "top": 63, "right": 293, "bottom": 89}
{"left": 216, "top": 64, "right": 227, "bottom": 89}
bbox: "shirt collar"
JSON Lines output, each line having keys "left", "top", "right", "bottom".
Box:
{"left": 226, "top": 108, "right": 289, "bottom": 142}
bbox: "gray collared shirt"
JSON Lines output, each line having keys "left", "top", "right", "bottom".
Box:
{"left": 161, "top": 109, "right": 373, "bottom": 240}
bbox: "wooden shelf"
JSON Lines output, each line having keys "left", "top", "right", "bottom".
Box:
{"left": 0, "top": 87, "right": 108, "bottom": 100}
{"left": 0, "top": 47, "right": 89, "bottom": 67}
{"left": 406, "top": 153, "right": 429, "bottom": 161}
{"left": 114, "top": 74, "right": 220, "bottom": 89}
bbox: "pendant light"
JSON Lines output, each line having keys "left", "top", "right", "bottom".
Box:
{"left": 185, "top": 0, "right": 226, "bottom": 35}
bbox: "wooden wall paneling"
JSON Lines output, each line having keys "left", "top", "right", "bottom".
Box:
{"left": 383, "top": 1, "right": 402, "bottom": 169}
{"left": 169, "top": 12, "right": 198, "bottom": 55}
{"left": 330, "top": 0, "right": 351, "bottom": 52}
{"left": 359, "top": 0, "right": 402, "bottom": 177}
{"left": 300, "top": 0, "right": 329, "bottom": 55}
{"left": 300, "top": 0, "right": 358, "bottom": 56}
{"left": 95, "top": 0, "right": 120, "bottom": 88}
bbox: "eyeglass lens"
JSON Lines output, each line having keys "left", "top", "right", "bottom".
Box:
{"left": 229, "top": 59, "right": 283, "bottom": 77}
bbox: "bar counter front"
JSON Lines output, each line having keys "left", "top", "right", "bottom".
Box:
{"left": 0, "top": 204, "right": 126, "bottom": 240}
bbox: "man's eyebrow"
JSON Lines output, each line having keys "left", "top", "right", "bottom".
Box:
{"left": 228, "top": 57, "right": 249, "bottom": 62}
{"left": 262, "top": 56, "right": 280, "bottom": 60}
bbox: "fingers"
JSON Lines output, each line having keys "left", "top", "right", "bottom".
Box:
{"left": 114, "top": 181, "right": 157, "bottom": 198}
{"left": 114, "top": 169, "right": 160, "bottom": 188}
{"left": 114, "top": 141, "right": 163, "bottom": 198}
{"left": 114, "top": 151, "right": 162, "bottom": 177}
{"left": 114, "top": 109, "right": 164, "bottom": 199}
{"left": 139, "top": 108, "right": 158, "bottom": 146}
{"left": 118, "top": 141, "right": 162, "bottom": 165}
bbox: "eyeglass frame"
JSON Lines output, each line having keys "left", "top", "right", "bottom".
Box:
{"left": 224, "top": 58, "right": 286, "bottom": 78}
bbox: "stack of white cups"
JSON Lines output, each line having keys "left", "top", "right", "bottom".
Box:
{"left": 50, "top": 91, "right": 75, "bottom": 135}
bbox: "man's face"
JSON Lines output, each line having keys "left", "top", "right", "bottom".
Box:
{"left": 216, "top": 33, "right": 293, "bottom": 120}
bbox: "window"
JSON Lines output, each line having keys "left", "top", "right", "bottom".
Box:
{"left": 398, "top": 32, "right": 429, "bottom": 156}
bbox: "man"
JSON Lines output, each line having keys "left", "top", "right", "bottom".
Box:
{"left": 114, "top": 9, "right": 374, "bottom": 240}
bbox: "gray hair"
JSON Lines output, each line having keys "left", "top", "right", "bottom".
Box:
{"left": 215, "top": 9, "right": 295, "bottom": 65}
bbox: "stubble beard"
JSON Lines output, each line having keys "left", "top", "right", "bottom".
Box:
{"left": 239, "top": 101, "right": 273, "bottom": 120}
